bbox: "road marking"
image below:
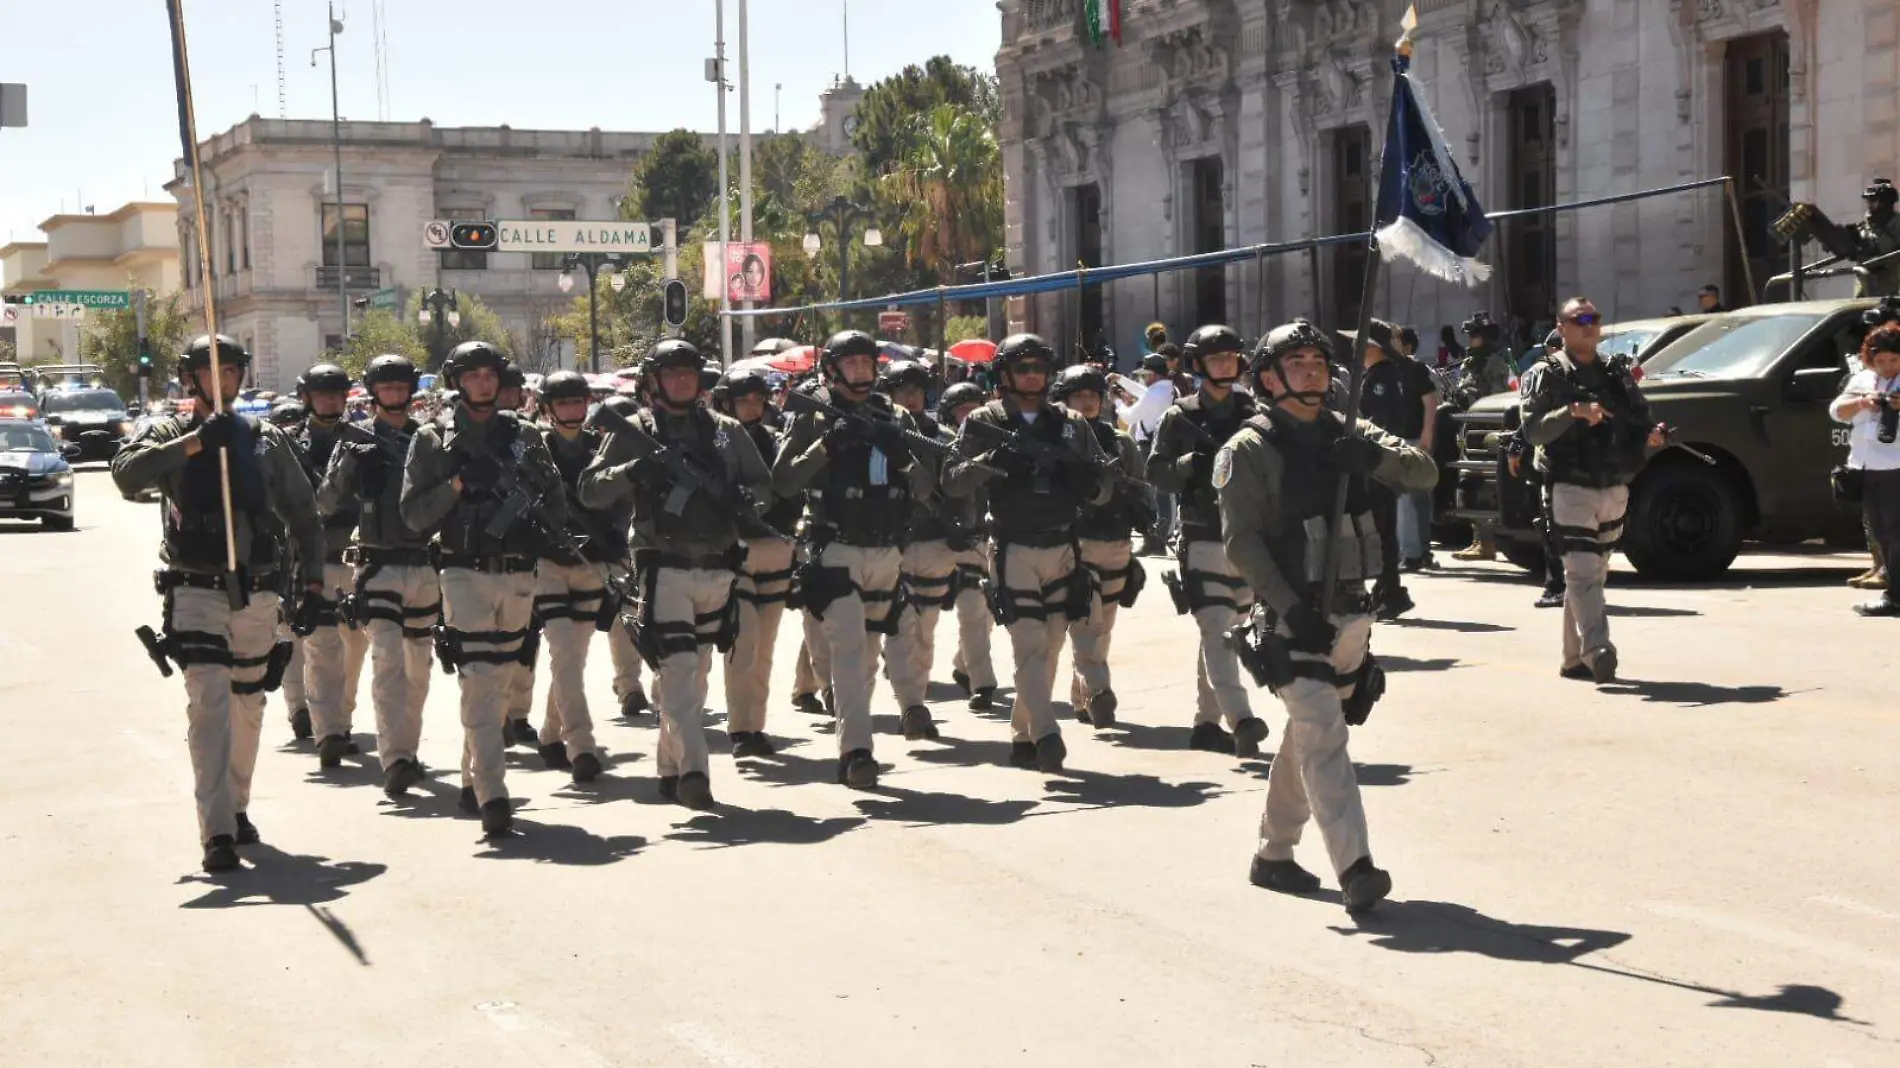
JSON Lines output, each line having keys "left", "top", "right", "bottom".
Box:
{"left": 666, "top": 1021, "right": 769, "bottom": 1068}
{"left": 1810, "top": 895, "right": 1900, "bottom": 923}
{"left": 1641, "top": 901, "right": 1900, "bottom": 977}
{"left": 476, "top": 1000, "right": 609, "bottom": 1067}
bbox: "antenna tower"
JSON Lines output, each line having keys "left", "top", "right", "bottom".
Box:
{"left": 274, "top": 0, "right": 288, "bottom": 117}
{"left": 371, "top": 0, "right": 391, "bottom": 120}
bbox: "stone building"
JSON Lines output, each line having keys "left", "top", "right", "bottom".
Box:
{"left": 996, "top": 0, "right": 1899, "bottom": 360}
{"left": 1, "top": 202, "right": 180, "bottom": 363}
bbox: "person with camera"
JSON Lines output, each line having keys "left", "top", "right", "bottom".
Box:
{"left": 1521, "top": 298, "right": 1668, "bottom": 683}
{"left": 1830, "top": 323, "right": 1900, "bottom": 616}
{"left": 1217, "top": 320, "right": 1435, "bottom": 912}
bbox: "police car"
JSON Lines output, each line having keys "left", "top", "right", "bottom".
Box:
{"left": 40, "top": 386, "right": 133, "bottom": 462}
{"left": 0, "top": 418, "right": 80, "bottom": 530}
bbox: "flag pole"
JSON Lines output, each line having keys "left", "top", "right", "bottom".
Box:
{"left": 165, "top": 0, "right": 246, "bottom": 609}
{"left": 1318, "top": 10, "right": 1415, "bottom": 620}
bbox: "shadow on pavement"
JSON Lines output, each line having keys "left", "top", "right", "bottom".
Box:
{"left": 666, "top": 808, "right": 866, "bottom": 848}
{"left": 852, "top": 785, "right": 1038, "bottom": 827}
{"left": 1382, "top": 617, "right": 1515, "bottom": 634}
{"left": 1605, "top": 604, "right": 1701, "bottom": 618}
{"left": 1039, "top": 769, "right": 1222, "bottom": 811}
{"left": 1600, "top": 679, "right": 1787, "bottom": 707}
{"left": 476, "top": 820, "right": 646, "bottom": 866}
{"left": 178, "top": 844, "right": 386, "bottom": 911}
{"left": 1379, "top": 654, "right": 1463, "bottom": 673}
{"left": 1234, "top": 756, "right": 1421, "bottom": 787}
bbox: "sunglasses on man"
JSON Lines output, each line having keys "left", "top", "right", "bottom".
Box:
{"left": 1564, "top": 312, "right": 1602, "bottom": 327}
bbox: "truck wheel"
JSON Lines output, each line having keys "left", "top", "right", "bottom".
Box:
{"left": 1622, "top": 463, "right": 1743, "bottom": 582}
{"left": 1497, "top": 537, "right": 1546, "bottom": 575}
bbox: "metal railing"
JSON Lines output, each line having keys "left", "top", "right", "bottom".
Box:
{"left": 1023, "top": 0, "right": 1080, "bottom": 34}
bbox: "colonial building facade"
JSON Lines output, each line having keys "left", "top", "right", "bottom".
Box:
{"left": 997, "top": 0, "right": 1899, "bottom": 357}
{"left": 1, "top": 202, "right": 181, "bottom": 364}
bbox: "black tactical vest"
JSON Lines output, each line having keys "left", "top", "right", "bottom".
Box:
{"left": 986, "top": 402, "right": 1088, "bottom": 540}
{"left": 1539, "top": 355, "right": 1647, "bottom": 487}
{"left": 438, "top": 411, "right": 543, "bottom": 558}
{"left": 350, "top": 419, "right": 421, "bottom": 549}
{"left": 298, "top": 419, "right": 358, "bottom": 554}
{"left": 548, "top": 427, "right": 624, "bottom": 563}
{"left": 638, "top": 406, "right": 741, "bottom": 547}
{"left": 1076, "top": 419, "right": 1138, "bottom": 542}
{"left": 169, "top": 414, "right": 276, "bottom": 571}
{"left": 1247, "top": 410, "right": 1379, "bottom": 602}
{"left": 744, "top": 420, "right": 803, "bottom": 535}
{"left": 812, "top": 394, "right": 912, "bottom": 546}
{"left": 1176, "top": 390, "right": 1257, "bottom": 538}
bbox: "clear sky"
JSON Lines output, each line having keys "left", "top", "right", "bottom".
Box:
{"left": 0, "top": 0, "right": 1003, "bottom": 246}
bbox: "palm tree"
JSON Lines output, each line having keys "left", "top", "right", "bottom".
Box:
{"left": 880, "top": 103, "right": 1003, "bottom": 282}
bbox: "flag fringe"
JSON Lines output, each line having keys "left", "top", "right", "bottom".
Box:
{"left": 1376, "top": 215, "right": 1492, "bottom": 286}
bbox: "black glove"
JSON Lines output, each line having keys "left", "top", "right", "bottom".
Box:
{"left": 196, "top": 411, "right": 239, "bottom": 451}
{"left": 458, "top": 453, "right": 503, "bottom": 493}
{"left": 984, "top": 446, "right": 1034, "bottom": 478}
{"left": 1283, "top": 603, "right": 1337, "bottom": 652}
{"left": 865, "top": 418, "right": 911, "bottom": 462}
{"left": 1189, "top": 448, "right": 1214, "bottom": 484}
{"left": 822, "top": 416, "right": 862, "bottom": 457}
{"left": 1330, "top": 434, "right": 1385, "bottom": 475}
{"left": 624, "top": 453, "right": 668, "bottom": 488}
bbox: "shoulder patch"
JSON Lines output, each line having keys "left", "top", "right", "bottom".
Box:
{"left": 1211, "top": 445, "right": 1236, "bottom": 489}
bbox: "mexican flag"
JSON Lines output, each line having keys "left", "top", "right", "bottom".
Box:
{"left": 1084, "top": 0, "right": 1122, "bottom": 46}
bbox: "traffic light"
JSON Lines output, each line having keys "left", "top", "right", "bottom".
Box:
{"left": 662, "top": 279, "right": 688, "bottom": 328}
{"left": 137, "top": 337, "right": 154, "bottom": 378}
{"left": 450, "top": 222, "right": 498, "bottom": 250}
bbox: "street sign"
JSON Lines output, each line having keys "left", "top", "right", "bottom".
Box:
{"left": 368, "top": 287, "right": 400, "bottom": 311}
{"left": 30, "top": 303, "right": 88, "bottom": 320}
{"left": 494, "top": 219, "right": 652, "bottom": 255}
{"left": 422, "top": 220, "right": 451, "bottom": 249}
{"left": 20, "top": 289, "right": 129, "bottom": 310}
{"left": 878, "top": 310, "right": 911, "bottom": 337}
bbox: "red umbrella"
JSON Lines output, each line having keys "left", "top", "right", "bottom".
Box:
{"left": 766, "top": 345, "right": 817, "bottom": 374}
{"left": 949, "top": 338, "right": 998, "bottom": 364}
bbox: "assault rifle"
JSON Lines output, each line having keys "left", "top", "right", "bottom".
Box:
{"left": 782, "top": 388, "right": 959, "bottom": 464}
{"left": 447, "top": 424, "right": 588, "bottom": 559}
{"left": 960, "top": 415, "right": 1151, "bottom": 492}
{"left": 336, "top": 420, "right": 414, "bottom": 468}
{"left": 1562, "top": 383, "right": 1716, "bottom": 466}
{"left": 587, "top": 403, "right": 784, "bottom": 539}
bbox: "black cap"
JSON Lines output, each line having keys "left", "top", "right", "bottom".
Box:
{"left": 1339, "top": 318, "right": 1397, "bottom": 353}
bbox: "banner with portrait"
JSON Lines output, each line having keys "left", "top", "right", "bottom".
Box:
{"left": 703, "top": 242, "right": 773, "bottom": 303}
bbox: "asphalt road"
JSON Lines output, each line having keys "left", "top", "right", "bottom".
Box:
{"left": 2, "top": 467, "right": 1896, "bottom": 1067}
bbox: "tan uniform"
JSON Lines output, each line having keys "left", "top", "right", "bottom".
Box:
{"left": 582, "top": 404, "right": 772, "bottom": 780}
{"left": 401, "top": 407, "right": 567, "bottom": 809}
{"left": 773, "top": 394, "right": 934, "bottom": 760}
{"left": 111, "top": 412, "right": 325, "bottom": 845}
{"left": 1217, "top": 409, "right": 1435, "bottom": 878}
{"left": 303, "top": 561, "right": 369, "bottom": 740}
{"left": 725, "top": 534, "right": 795, "bottom": 733}
{"left": 1067, "top": 426, "right": 1145, "bottom": 710}
{"left": 943, "top": 399, "right": 1112, "bottom": 746}
{"left": 949, "top": 540, "right": 996, "bottom": 692}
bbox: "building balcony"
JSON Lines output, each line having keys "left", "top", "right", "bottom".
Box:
{"left": 1020, "top": 0, "right": 1080, "bottom": 38}
{"left": 312, "top": 265, "right": 382, "bottom": 290}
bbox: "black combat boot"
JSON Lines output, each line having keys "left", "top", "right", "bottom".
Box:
{"left": 1189, "top": 721, "right": 1236, "bottom": 754}
{"left": 838, "top": 749, "right": 879, "bottom": 789}
{"left": 657, "top": 775, "right": 680, "bottom": 802}
{"left": 383, "top": 758, "right": 423, "bottom": 798}
{"left": 791, "top": 692, "right": 825, "bottom": 715}
{"left": 951, "top": 669, "right": 972, "bottom": 696}
{"left": 1249, "top": 856, "right": 1322, "bottom": 894}
{"left": 480, "top": 798, "right": 514, "bottom": 838}
{"left": 457, "top": 785, "right": 479, "bottom": 815}
{"left": 538, "top": 742, "right": 572, "bottom": 771}
{"left": 234, "top": 812, "right": 260, "bottom": 846}
{"left": 1007, "top": 740, "right": 1038, "bottom": 768}
{"left": 1086, "top": 688, "right": 1118, "bottom": 728}
{"left": 676, "top": 772, "right": 715, "bottom": 810}
{"left": 969, "top": 685, "right": 997, "bottom": 711}
{"left": 509, "top": 719, "right": 538, "bottom": 747}
{"left": 1034, "top": 733, "right": 1067, "bottom": 773}
{"left": 201, "top": 835, "right": 240, "bottom": 873}
{"left": 290, "top": 707, "right": 313, "bottom": 741}
{"left": 619, "top": 689, "right": 650, "bottom": 717}
{"left": 1233, "top": 717, "right": 1270, "bottom": 759}
{"left": 317, "top": 733, "right": 351, "bottom": 768}
{"left": 1340, "top": 857, "right": 1393, "bottom": 914}
{"left": 899, "top": 706, "right": 939, "bottom": 741}
{"left": 571, "top": 752, "right": 603, "bottom": 783}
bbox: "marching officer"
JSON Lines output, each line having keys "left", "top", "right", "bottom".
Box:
{"left": 1145, "top": 325, "right": 1270, "bottom": 757}
{"left": 267, "top": 399, "right": 314, "bottom": 740}
{"left": 316, "top": 354, "right": 440, "bottom": 798}
{"left": 597, "top": 393, "right": 651, "bottom": 721}
{"left": 774, "top": 331, "right": 933, "bottom": 788}
{"left": 943, "top": 333, "right": 1112, "bottom": 773}
{"left": 1520, "top": 297, "right": 1666, "bottom": 684}
{"left": 936, "top": 382, "right": 999, "bottom": 712}
{"left": 716, "top": 367, "right": 802, "bottom": 756}
{"left": 291, "top": 362, "right": 370, "bottom": 767}
{"left": 495, "top": 361, "right": 539, "bottom": 745}
{"left": 878, "top": 359, "right": 959, "bottom": 741}
{"left": 113, "top": 335, "right": 327, "bottom": 872}
{"left": 527, "top": 370, "right": 620, "bottom": 783}
{"left": 581, "top": 341, "right": 771, "bottom": 809}
{"left": 1050, "top": 364, "right": 1147, "bottom": 728}
{"left": 1217, "top": 319, "right": 1436, "bottom": 912}
{"left": 401, "top": 340, "right": 567, "bottom": 838}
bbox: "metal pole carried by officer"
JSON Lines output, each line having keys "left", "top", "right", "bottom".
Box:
{"left": 877, "top": 358, "right": 960, "bottom": 742}
{"left": 290, "top": 361, "right": 370, "bottom": 768}
{"left": 524, "top": 370, "right": 624, "bottom": 784}
{"left": 1219, "top": 320, "right": 1436, "bottom": 912}
{"left": 1146, "top": 325, "right": 1271, "bottom": 757}
{"left": 713, "top": 366, "right": 804, "bottom": 756}
{"left": 1050, "top": 364, "right": 1148, "bottom": 729}
{"left": 1519, "top": 297, "right": 1667, "bottom": 684}
{"left": 114, "top": 335, "right": 328, "bottom": 872}
{"left": 315, "top": 354, "right": 441, "bottom": 799}
{"left": 773, "top": 330, "right": 935, "bottom": 788}
{"left": 935, "top": 381, "right": 1000, "bottom": 713}
{"left": 942, "top": 333, "right": 1113, "bottom": 774}
{"left": 581, "top": 340, "right": 772, "bottom": 809}
{"left": 400, "top": 340, "right": 568, "bottom": 838}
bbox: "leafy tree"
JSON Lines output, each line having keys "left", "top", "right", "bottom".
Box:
{"left": 630, "top": 129, "right": 720, "bottom": 238}
{"left": 880, "top": 103, "right": 1003, "bottom": 283}
{"left": 335, "top": 309, "right": 428, "bottom": 376}
{"left": 399, "top": 290, "right": 513, "bottom": 371}
{"left": 945, "top": 315, "right": 988, "bottom": 345}
{"left": 850, "top": 57, "right": 1000, "bottom": 178}
{"left": 77, "top": 290, "right": 194, "bottom": 394}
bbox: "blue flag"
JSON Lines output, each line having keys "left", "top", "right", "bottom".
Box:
{"left": 1374, "top": 52, "right": 1493, "bottom": 285}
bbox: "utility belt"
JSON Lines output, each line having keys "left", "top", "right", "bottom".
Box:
{"left": 1226, "top": 605, "right": 1383, "bottom": 725}
{"left": 1160, "top": 540, "right": 1248, "bottom": 616}
{"left": 643, "top": 546, "right": 746, "bottom": 572}
{"left": 1079, "top": 547, "right": 1145, "bottom": 609}
{"left": 133, "top": 582, "right": 294, "bottom": 695}
{"left": 430, "top": 622, "right": 539, "bottom": 676}
{"left": 153, "top": 568, "right": 281, "bottom": 595}
{"left": 435, "top": 550, "right": 537, "bottom": 574}
{"left": 984, "top": 539, "right": 1093, "bottom": 626}
{"left": 625, "top": 553, "right": 740, "bottom": 669}
{"left": 345, "top": 545, "right": 433, "bottom": 568}
{"left": 791, "top": 538, "right": 902, "bottom": 630}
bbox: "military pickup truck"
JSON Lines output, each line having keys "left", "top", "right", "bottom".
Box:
{"left": 1450, "top": 299, "right": 1872, "bottom": 581}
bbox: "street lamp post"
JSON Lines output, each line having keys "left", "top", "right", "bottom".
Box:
{"left": 310, "top": 3, "right": 347, "bottom": 339}
{"left": 418, "top": 287, "right": 460, "bottom": 370}
{"left": 803, "top": 195, "right": 882, "bottom": 331}
{"left": 559, "top": 252, "right": 623, "bottom": 374}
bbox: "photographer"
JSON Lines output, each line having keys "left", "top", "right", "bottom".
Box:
{"left": 1829, "top": 323, "right": 1900, "bottom": 617}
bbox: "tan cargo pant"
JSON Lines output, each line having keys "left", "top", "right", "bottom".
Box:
{"left": 726, "top": 537, "right": 795, "bottom": 734}
{"left": 995, "top": 542, "right": 1083, "bottom": 744}
{"left": 353, "top": 562, "right": 439, "bottom": 769}
{"left": 440, "top": 568, "right": 535, "bottom": 805}
{"left": 281, "top": 629, "right": 307, "bottom": 719}
{"left": 1552, "top": 483, "right": 1628, "bottom": 670}
{"left": 1183, "top": 539, "right": 1255, "bottom": 728}
{"left": 1257, "top": 613, "right": 1375, "bottom": 878}
{"left": 1068, "top": 538, "right": 1132, "bottom": 706}
{"left": 794, "top": 613, "right": 832, "bottom": 698}
{"left": 170, "top": 586, "right": 280, "bottom": 844}
{"left": 650, "top": 565, "right": 738, "bottom": 778}
{"left": 306, "top": 561, "right": 369, "bottom": 740}
{"left": 950, "top": 543, "right": 996, "bottom": 691}
{"left": 885, "top": 538, "right": 959, "bottom": 709}
{"left": 607, "top": 563, "right": 646, "bottom": 706}
{"left": 533, "top": 560, "right": 607, "bottom": 760}
{"left": 813, "top": 543, "right": 902, "bottom": 756}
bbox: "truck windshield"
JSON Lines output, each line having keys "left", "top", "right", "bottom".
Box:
{"left": 41, "top": 390, "right": 126, "bottom": 413}
{"left": 1599, "top": 327, "right": 1662, "bottom": 363}
{"left": 1641, "top": 313, "right": 1826, "bottom": 379}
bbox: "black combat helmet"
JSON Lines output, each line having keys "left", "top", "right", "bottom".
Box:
{"left": 1051, "top": 363, "right": 1108, "bottom": 401}
{"left": 499, "top": 365, "right": 526, "bottom": 392}
{"left": 878, "top": 359, "right": 931, "bottom": 393}
{"left": 1864, "top": 178, "right": 1898, "bottom": 207}
{"left": 443, "top": 340, "right": 507, "bottom": 391}
{"left": 721, "top": 367, "right": 772, "bottom": 400}
{"left": 176, "top": 334, "right": 251, "bottom": 375}
{"left": 936, "top": 381, "right": 986, "bottom": 423}
{"left": 1249, "top": 318, "right": 1336, "bottom": 401}
{"left": 539, "top": 369, "right": 590, "bottom": 403}
{"left": 645, "top": 339, "right": 707, "bottom": 408}
{"left": 363, "top": 354, "right": 420, "bottom": 389}
{"left": 1183, "top": 324, "right": 1245, "bottom": 380}
{"left": 268, "top": 397, "right": 306, "bottom": 427}
{"left": 821, "top": 330, "right": 880, "bottom": 387}
{"left": 296, "top": 362, "right": 352, "bottom": 398}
